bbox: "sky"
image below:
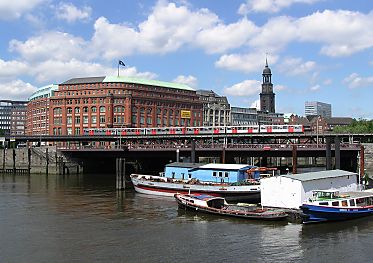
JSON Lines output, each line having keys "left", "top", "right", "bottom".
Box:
{"left": 0, "top": 0, "right": 372, "bottom": 119}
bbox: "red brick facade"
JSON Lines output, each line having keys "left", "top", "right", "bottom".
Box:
{"left": 31, "top": 77, "right": 203, "bottom": 135}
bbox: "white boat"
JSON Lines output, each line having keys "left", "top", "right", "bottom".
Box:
{"left": 130, "top": 174, "right": 261, "bottom": 203}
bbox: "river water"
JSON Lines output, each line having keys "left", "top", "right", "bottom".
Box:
{"left": 1, "top": 173, "right": 373, "bottom": 263}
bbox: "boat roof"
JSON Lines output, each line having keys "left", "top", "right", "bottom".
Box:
{"left": 280, "top": 169, "right": 356, "bottom": 182}
{"left": 197, "top": 163, "right": 254, "bottom": 171}
{"left": 165, "top": 162, "right": 204, "bottom": 169}
{"left": 166, "top": 162, "right": 255, "bottom": 171}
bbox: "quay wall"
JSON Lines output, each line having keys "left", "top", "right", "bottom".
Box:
{"left": 0, "top": 146, "right": 81, "bottom": 174}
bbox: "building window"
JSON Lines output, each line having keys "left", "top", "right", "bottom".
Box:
{"left": 67, "top": 128, "right": 72, "bottom": 135}
{"left": 75, "top": 116, "right": 80, "bottom": 124}
{"left": 67, "top": 107, "right": 72, "bottom": 114}
{"left": 75, "top": 107, "right": 80, "bottom": 114}
{"left": 75, "top": 127, "right": 80, "bottom": 135}
{"left": 83, "top": 107, "right": 88, "bottom": 113}
{"left": 91, "top": 116, "right": 97, "bottom": 124}
{"left": 100, "top": 106, "right": 105, "bottom": 113}
{"left": 100, "top": 115, "right": 105, "bottom": 123}
{"left": 83, "top": 116, "right": 88, "bottom": 124}
{"left": 67, "top": 116, "right": 72, "bottom": 125}
{"left": 91, "top": 106, "right": 97, "bottom": 113}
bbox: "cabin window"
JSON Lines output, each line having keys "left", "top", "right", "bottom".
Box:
{"left": 349, "top": 199, "right": 356, "bottom": 206}
{"left": 188, "top": 174, "right": 192, "bottom": 179}
{"left": 181, "top": 173, "right": 185, "bottom": 180}
{"left": 172, "top": 172, "right": 175, "bottom": 179}
{"left": 319, "top": 202, "right": 328, "bottom": 206}
{"left": 356, "top": 198, "right": 367, "bottom": 206}
{"left": 213, "top": 172, "right": 217, "bottom": 177}
{"left": 341, "top": 200, "right": 348, "bottom": 207}
{"left": 331, "top": 201, "right": 339, "bottom": 207}
{"left": 219, "top": 172, "right": 223, "bottom": 177}
{"left": 225, "top": 172, "right": 229, "bottom": 178}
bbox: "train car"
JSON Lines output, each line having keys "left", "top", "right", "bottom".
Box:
{"left": 117, "top": 128, "right": 145, "bottom": 136}
{"left": 83, "top": 128, "right": 116, "bottom": 135}
{"left": 260, "top": 125, "right": 304, "bottom": 133}
{"left": 226, "top": 125, "right": 260, "bottom": 134}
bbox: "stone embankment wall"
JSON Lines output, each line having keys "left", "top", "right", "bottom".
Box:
{"left": 363, "top": 143, "right": 373, "bottom": 173}
{"left": 0, "top": 146, "right": 81, "bottom": 174}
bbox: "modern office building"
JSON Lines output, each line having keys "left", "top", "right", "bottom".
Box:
{"left": 26, "top": 76, "right": 203, "bottom": 135}
{"left": 0, "top": 100, "right": 27, "bottom": 136}
{"left": 230, "top": 107, "right": 258, "bottom": 125}
{"left": 197, "top": 90, "right": 230, "bottom": 126}
{"left": 305, "top": 101, "right": 332, "bottom": 118}
{"left": 260, "top": 59, "right": 275, "bottom": 113}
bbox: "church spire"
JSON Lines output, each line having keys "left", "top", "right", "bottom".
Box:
{"left": 265, "top": 54, "right": 268, "bottom": 67}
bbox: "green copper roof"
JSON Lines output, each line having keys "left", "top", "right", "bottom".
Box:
{"left": 28, "top": 84, "right": 58, "bottom": 101}
{"left": 103, "top": 76, "right": 194, "bottom": 91}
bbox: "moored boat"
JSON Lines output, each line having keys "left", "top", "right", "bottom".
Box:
{"left": 300, "top": 190, "right": 373, "bottom": 223}
{"left": 130, "top": 174, "right": 260, "bottom": 202}
{"left": 174, "top": 193, "right": 288, "bottom": 220}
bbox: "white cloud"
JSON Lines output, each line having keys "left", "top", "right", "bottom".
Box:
{"left": 55, "top": 2, "right": 92, "bottom": 23}
{"left": 238, "top": 0, "right": 321, "bottom": 14}
{"left": 91, "top": 1, "right": 259, "bottom": 59}
{"left": 195, "top": 18, "right": 258, "bottom": 54}
{"left": 9, "top": 31, "right": 89, "bottom": 62}
{"left": 344, "top": 73, "right": 373, "bottom": 89}
{"left": 309, "top": 84, "right": 321, "bottom": 91}
{"left": 0, "top": 80, "right": 37, "bottom": 100}
{"left": 29, "top": 59, "right": 157, "bottom": 84}
{"left": 0, "top": 0, "right": 45, "bottom": 20}
{"left": 297, "top": 10, "right": 373, "bottom": 57}
{"left": 0, "top": 59, "right": 28, "bottom": 79}
{"left": 216, "top": 52, "right": 278, "bottom": 73}
{"left": 277, "top": 57, "right": 316, "bottom": 76}
{"left": 173, "top": 75, "right": 198, "bottom": 88}
{"left": 224, "top": 79, "right": 261, "bottom": 97}
{"left": 248, "top": 10, "right": 373, "bottom": 58}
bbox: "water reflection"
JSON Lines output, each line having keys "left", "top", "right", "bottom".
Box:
{"left": 1, "top": 173, "right": 373, "bottom": 263}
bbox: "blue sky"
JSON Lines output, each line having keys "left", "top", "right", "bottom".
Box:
{"left": 0, "top": 0, "right": 372, "bottom": 118}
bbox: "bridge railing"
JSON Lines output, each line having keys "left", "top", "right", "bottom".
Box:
{"left": 57, "top": 142, "right": 361, "bottom": 151}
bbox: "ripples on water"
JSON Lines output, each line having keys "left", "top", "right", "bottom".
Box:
{"left": 1, "top": 174, "right": 373, "bottom": 263}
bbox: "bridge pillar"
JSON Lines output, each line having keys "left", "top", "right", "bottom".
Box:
{"left": 335, "top": 136, "right": 340, "bottom": 169}
{"left": 326, "top": 137, "right": 332, "bottom": 170}
{"left": 116, "top": 158, "right": 126, "bottom": 190}
{"left": 292, "top": 145, "right": 297, "bottom": 174}
{"left": 360, "top": 145, "right": 365, "bottom": 182}
{"left": 191, "top": 140, "right": 196, "bottom": 163}
{"left": 221, "top": 147, "right": 225, "bottom": 164}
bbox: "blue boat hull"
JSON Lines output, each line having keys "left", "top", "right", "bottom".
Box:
{"left": 300, "top": 204, "right": 373, "bottom": 223}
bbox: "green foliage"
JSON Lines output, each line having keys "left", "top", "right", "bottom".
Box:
{"left": 334, "top": 119, "right": 373, "bottom": 133}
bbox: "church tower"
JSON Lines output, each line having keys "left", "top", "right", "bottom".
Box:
{"left": 260, "top": 58, "right": 275, "bottom": 113}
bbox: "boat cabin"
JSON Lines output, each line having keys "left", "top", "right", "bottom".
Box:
{"left": 312, "top": 190, "right": 340, "bottom": 200}
{"left": 164, "top": 162, "right": 261, "bottom": 183}
{"left": 308, "top": 190, "right": 373, "bottom": 208}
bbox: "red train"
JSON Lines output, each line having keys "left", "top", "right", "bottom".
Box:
{"left": 83, "top": 125, "right": 304, "bottom": 136}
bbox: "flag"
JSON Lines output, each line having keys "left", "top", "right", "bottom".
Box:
{"left": 119, "top": 60, "right": 125, "bottom": 67}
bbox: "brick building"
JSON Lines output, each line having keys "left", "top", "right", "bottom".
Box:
{"left": 26, "top": 84, "right": 58, "bottom": 135}
{"left": 27, "top": 76, "right": 203, "bottom": 136}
